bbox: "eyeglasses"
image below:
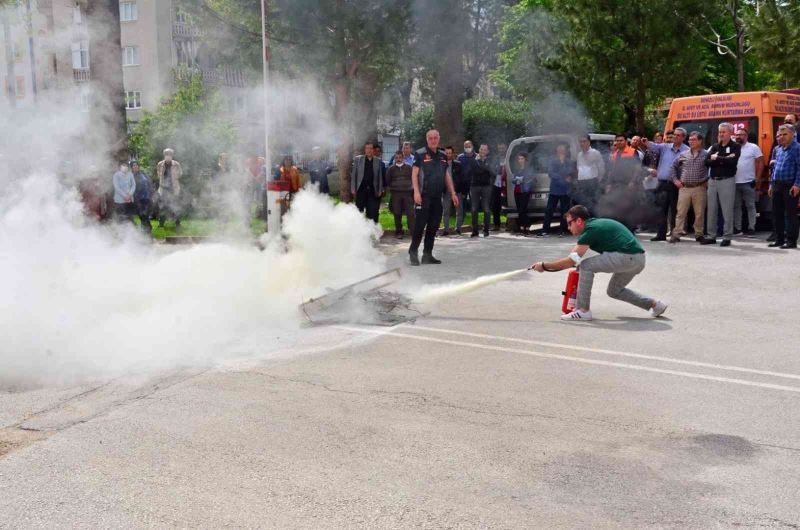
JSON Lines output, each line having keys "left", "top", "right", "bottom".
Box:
{"left": 566, "top": 218, "right": 578, "bottom": 226}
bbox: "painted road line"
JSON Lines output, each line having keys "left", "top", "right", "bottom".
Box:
{"left": 336, "top": 326, "right": 800, "bottom": 394}
{"left": 399, "top": 324, "right": 800, "bottom": 383}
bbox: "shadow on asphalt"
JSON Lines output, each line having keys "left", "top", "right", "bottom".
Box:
{"left": 584, "top": 316, "right": 673, "bottom": 332}
{"left": 419, "top": 315, "right": 536, "bottom": 324}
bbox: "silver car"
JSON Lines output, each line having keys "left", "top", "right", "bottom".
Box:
{"left": 503, "top": 133, "right": 614, "bottom": 223}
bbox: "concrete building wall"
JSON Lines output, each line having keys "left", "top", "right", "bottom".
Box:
{"left": 120, "top": 0, "right": 175, "bottom": 122}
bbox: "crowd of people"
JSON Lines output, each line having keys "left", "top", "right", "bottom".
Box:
{"left": 347, "top": 118, "right": 800, "bottom": 267}
{"left": 107, "top": 148, "right": 183, "bottom": 234}
{"left": 98, "top": 115, "right": 800, "bottom": 256}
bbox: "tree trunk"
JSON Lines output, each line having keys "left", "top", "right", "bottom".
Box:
{"left": 1, "top": 11, "right": 16, "bottom": 107}
{"left": 736, "top": 27, "right": 746, "bottom": 91}
{"left": 434, "top": 55, "right": 464, "bottom": 150}
{"left": 622, "top": 103, "right": 636, "bottom": 135}
{"left": 635, "top": 75, "right": 646, "bottom": 134}
{"left": 399, "top": 77, "right": 413, "bottom": 124}
{"left": 334, "top": 74, "right": 352, "bottom": 203}
{"left": 85, "top": 0, "right": 128, "bottom": 163}
{"left": 353, "top": 69, "right": 380, "bottom": 148}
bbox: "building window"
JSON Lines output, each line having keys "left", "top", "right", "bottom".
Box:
{"left": 73, "top": 4, "right": 82, "bottom": 24}
{"left": 71, "top": 41, "right": 89, "bottom": 69}
{"left": 120, "top": 1, "right": 138, "bottom": 22}
{"left": 15, "top": 76, "right": 25, "bottom": 99}
{"left": 122, "top": 46, "right": 139, "bottom": 66}
{"left": 125, "top": 90, "right": 142, "bottom": 109}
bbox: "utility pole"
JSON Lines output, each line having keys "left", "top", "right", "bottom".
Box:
{"left": 1, "top": 8, "right": 16, "bottom": 107}
{"left": 262, "top": 0, "right": 284, "bottom": 235}
{"left": 260, "top": 0, "right": 270, "bottom": 174}
{"left": 25, "top": 0, "right": 37, "bottom": 102}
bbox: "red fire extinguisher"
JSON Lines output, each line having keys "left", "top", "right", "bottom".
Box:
{"left": 561, "top": 269, "right": 580, "bottom": 314}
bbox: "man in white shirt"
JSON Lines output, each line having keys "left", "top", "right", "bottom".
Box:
{"left": 575, "top": 134, "right": 605, "bottom": 214}
{"left": 733, "top": 127, "right": 764, "bottom": 234}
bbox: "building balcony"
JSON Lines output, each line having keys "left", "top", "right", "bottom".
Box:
{"left": 73, "top": 68, "right": 90, "bottom": 83}
{"left": 173, "top": 22, "right": 201, "bottom": 39}
{"left": 174, "top": 66, "right": 248, "bottom": 88}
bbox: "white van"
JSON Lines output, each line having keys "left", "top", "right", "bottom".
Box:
{"left": 503, "top": 133, "right": 614, "bottom": 225}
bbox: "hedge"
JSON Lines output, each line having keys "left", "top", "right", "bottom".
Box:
{"left": 402, "top": 98, "right": 532, "bottom": 148}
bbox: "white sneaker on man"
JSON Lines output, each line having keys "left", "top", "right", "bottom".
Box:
{"left": 560, "top": 309, "right": 593, "bottom": 322}
{"left": 651, "top": 300, "right": 668, "bottom": 317}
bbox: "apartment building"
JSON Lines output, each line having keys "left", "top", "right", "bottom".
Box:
{"left": 0, "top": 0, "right": 86, "bottom": 108}
{"left": 1, "top": 0, "right": 249, "bottom": 122}
{"left": 119, "top": 0, "right": 249, "bottom": 124}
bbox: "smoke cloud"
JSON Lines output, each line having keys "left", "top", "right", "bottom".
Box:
{"left": 0, "top": 3, "right": 386, "bottom": 390}
{"left": 0, "top": 179, "right": 385, "bottom": 389}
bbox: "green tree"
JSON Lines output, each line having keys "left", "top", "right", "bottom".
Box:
{"left": 410, "top": 0, "right": 513, "bottom": 149}
{"left": 682, "top": 0, "right": 756, "bottom": 91}
{"left": 128, "top": 73, "right": 237, "bottom": 202}
{"left": 403, "top": 98, "right": 530, "bottom": 148}
{"left": 496, "top": 0, "right": 724, "bottom": 133}
{"left": 749, "top": 0, "right": 800, "bottom": 87}
{"left": 187, "top": 0, "right": 413, "bottom": 201}
{"left": 85, "top": 0, "right": 128, "bottom": 162}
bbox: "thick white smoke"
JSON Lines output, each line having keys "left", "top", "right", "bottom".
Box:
{"left": 0, "top": 178, "right": 384, "bottom": 389}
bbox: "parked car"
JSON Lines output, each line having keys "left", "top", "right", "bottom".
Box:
{"left": 502, "top": 133, "right": 614, "bottom": 228}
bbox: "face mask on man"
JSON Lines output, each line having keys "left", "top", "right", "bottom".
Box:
{"left": 395, "top": 161, "right": 404, "bottom": 167}
{"left": 464, "top": 147, "right": 473, "bottom": 154}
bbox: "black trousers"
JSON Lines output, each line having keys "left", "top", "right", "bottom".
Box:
{"left": 114, "top": 202, "right": 135, "bottom": 223}
{"left": 543, "top": 194, "right": 570, "bottom": 233}
{"left": 514, "top": 191, "right": 531, "bottom": 229}
{"left": 410, "top": 195, "right": 443, "bottom": 255}
{"left": 158, "top": 191, "right": 181, "bottom": 226}
{"left": 572, "top": 179, "right": 599, "bottom": 216}
{"left": 356, "top": 186, "right": 380, "bottom": 224}
{"left": 655, "top": 180, "right": 678, "bottom": 238}
{"left": 490, "top": 186, "right": 503, "bottom": 227}
{"left": 136, "top": 200, "right": 152, "bottom": 234}
{"left": 773, "top": 180, "right": 799, "bottom": 244}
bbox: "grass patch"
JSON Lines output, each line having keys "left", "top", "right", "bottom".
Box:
{"left": 132, "top": 200, "right": 507, "bottom": 239}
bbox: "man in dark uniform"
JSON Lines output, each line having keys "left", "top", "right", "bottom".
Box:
{"left": 409, "top": 129, "right": 459, "bottom": 266}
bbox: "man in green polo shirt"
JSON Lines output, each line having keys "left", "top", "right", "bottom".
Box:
{"left": 532, "top": 205, "right": 667, "bottom": 321}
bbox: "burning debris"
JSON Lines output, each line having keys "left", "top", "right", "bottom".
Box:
{"left": 300, "top": 268, "right": 425, "bottom": 326}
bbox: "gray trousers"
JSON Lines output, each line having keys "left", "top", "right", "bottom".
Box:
{"left": 470, "top": 185, "right": 492, "bottom": 232}
{"left": 707, "top": 177, "right": 736, "bottom": 239}
{"left": 734, "top": 182, "right": 757, "bottom": 231}
{"left": 442, "top": 192, "right": 467, "bottom": 231}
{"left": 576, "top": 252, "right": 654, "bottom": 312}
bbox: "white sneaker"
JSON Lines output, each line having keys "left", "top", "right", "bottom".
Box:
{"left": 560, "top": 309, "right": 593, "bottom": 322}
{"left": 651, "top": 300, "right": 668, "bottom": 317}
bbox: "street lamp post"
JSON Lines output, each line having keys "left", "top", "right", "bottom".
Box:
{"left": 260, "top": 0, "right": 278, "bottom": 234}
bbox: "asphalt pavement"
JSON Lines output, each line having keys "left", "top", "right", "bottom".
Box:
{"left": 1, "top": 230, "right": 799, "bottom": 529}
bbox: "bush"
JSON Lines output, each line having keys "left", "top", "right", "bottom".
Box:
{"left": 128, "top": 71, "right": 238, "bottom": 213}
{"left": 402, "top": 98, "right": 532, "bottom": 148}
